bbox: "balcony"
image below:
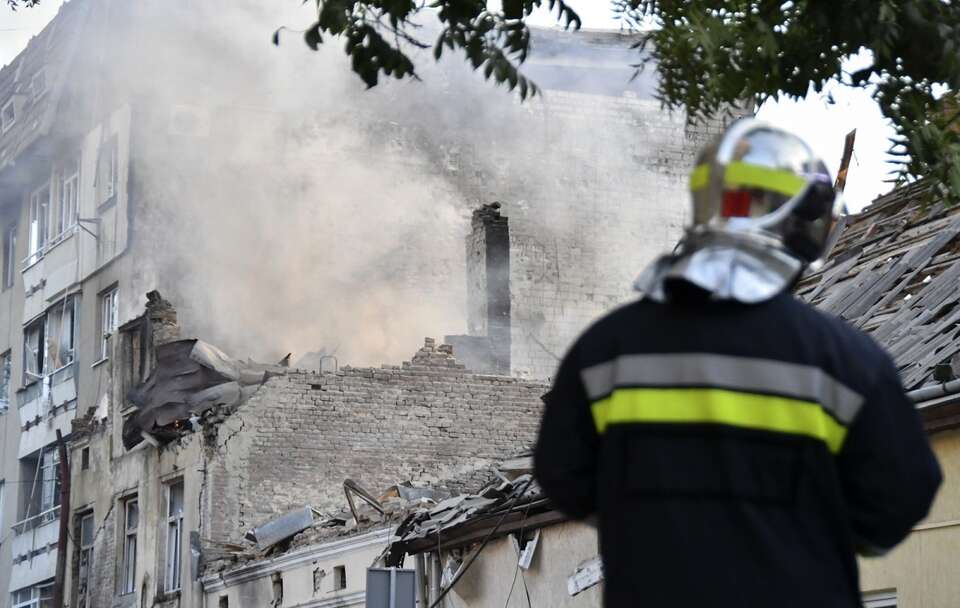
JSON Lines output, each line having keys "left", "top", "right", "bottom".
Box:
{"left": 22, "top": 227, "right": 80, "bottom": 324}
{"left": 9, "top": 507, "right": 59, "bottom": 592}
{"left": 17, "top": 368, "right": 77, "bottom": 458}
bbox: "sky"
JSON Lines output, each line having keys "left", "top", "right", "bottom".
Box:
{"left": 1, "top": 0, "right": 895, "bottom": 212}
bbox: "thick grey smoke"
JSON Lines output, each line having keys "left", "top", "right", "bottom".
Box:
{"left": 95, "top": 0, "right": 692, "bottom": 368}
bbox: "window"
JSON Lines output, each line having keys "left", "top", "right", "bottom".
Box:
{"left": 1, "top": 99, "right": 14, "bottom": 133}
{"left": 100, "top": 288, "right": 119, "bottom": 360}
{"left": 121, "top": 498, "right": 138, "bottom": 594}
{"left": 47, "top": 297, "right": 77, "bottom": 372}
{"left": 164, "top": 480, "right": 184, "bottom": 592}
{"left": 81, "top": 447, "right": 90, "bottom": 470}
{"left": 23, "top": 317, "right": 46, "bottom": 383}
{"left": 98, "top": 136, "right": 119, "bottom": 204}
{"left": 77, "top": 512, "right": 94, "bottom": 608}
{"left": 333, "top": 565, "right": 347, "bottom": 590}
{"left": 30, "top": 71, "right": 46, "bottom": 100}
{"left": 27, "top": 183, "right": 50, "bottom": 266}
{"left": 0, "top": 480, "right": 5, "bottom": 524}
{"left": 57, "top": 159, "right": 80, "bottom": 237}
{"left": 3, "top": 223, "right": 16, "bottom": 289}
{"left": 0, "top": 351, "right": 9, "bottom": 413}
{"left": 39, "top": 448, "right": 60, "bottom": 514}
{"left": 11, "top": 581, "right": 53, "bottom": 608}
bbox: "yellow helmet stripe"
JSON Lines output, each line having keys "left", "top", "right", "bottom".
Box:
{"left": 724, "top": 161, "right": 807, "bottom": 197}
{"left": 591, "top": 387, "right": 847, "bottom": 453}
{"left": 689, "top": 164, "right": 710, "bottom": 191}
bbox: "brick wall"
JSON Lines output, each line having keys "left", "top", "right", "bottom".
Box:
{"left": 206, "top": 339, "right": 549, "bottom": 543}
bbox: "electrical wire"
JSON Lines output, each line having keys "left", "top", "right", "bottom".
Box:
{"left": 427, "top": 475, "right": 536, "bottom": 608}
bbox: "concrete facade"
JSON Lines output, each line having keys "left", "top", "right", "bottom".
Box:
{"left": 858, "top": 428, "right": 960, "bottom": 607}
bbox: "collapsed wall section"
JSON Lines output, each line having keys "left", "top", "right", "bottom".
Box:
{"left": 205, "top": 339, "right": 548, "bottom": 544}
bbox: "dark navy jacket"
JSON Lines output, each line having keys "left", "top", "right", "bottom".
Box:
{"left": 535, "top": 291, "right": 941, "bottom": 607}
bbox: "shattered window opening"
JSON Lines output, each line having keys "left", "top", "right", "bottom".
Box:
{"left": 39, "top": 447, "right": 60, "bottom": 513}
{"left": 100, "top": 287, "right": 119, "bottom": 360}
{"left": 26, "top": 182, "right": 50, "bottom": 267}
{"left": 48, "top": 296, "right": 77, "bottom": 373}
{"left": 164, "top": 480, "right": 184, "bottom": 592}
{"left": 76, "top": 511, "right": 94, "bottom": 608}
{"left": 121, "top": 497, "right": 138, "bottom": 595}
{"left": 23, "top": 316, "right": 46, "bottom": 384}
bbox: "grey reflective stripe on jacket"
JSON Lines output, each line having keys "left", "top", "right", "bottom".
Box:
{"left": 580, "top": 353, "right": 864, "bottom": 425}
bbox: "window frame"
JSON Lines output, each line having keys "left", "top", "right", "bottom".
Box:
{"left": 3, "top": 223, "right": 16, "bottom": 290}
{"left": 55, "top": 158, "right": 80, "bottom": 240}
{"left": 164, "top": 480, "right": 184, "bottom": 593}
{"left": 0, "top": 350, "right": 10, "bottom": 413}
{"left": 121, "top": 497, "right": 138, "bottom": 595}
{"left": 47, "top": 296, "right": 77, "bottom": 374}
{"left": 1, "top": 99, "right": 15, "bottom": 133}
{"left": 99, "top": 287, "right": 119, "bottom": 361}
{"left": 76, "top": 511, "right": 95, "bottom": 608}
{"left": 22, "top": 316, "right": 46, "bottom": 385}
{"left": 26, "top": 182, "right": 51, "bottom": 267}
{"left": 12, "top": 581, "right": 53, "bottom": 608}
{"left": 30, "top": 70, "right": 47, "bottom": 101}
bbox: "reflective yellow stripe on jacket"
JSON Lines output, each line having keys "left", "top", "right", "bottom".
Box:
{"left": 590, "top": 387, "right": 849, "bottom": 454}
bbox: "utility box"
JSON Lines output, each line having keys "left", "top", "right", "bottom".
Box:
{"left": 366, "top": 568, "right": 416, "bottom": 608}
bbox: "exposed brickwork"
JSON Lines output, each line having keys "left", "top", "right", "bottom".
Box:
{"left": 206, "top": 339, "right": 548, "bottom": 543}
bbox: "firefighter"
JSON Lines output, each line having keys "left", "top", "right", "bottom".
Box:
{"left": 534, "top": 118, "right": 942, "bottom": 607}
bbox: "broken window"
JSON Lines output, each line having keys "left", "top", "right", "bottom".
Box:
{"left": 4, "top": 223, "right": 16, "bottom": 290}
{"left": 0, "top": 351, "right": 10, "bottom": 413}
{"left": 47, "top": 297, "right": 77, "bottom": 372}
{"left": 11, "top": 581, "right": 53, "bottom": 608}
{"left": 27, "top": 182, "right": 50, "bottom": 266}
{"left": 56, "top": 158, "right": 80, "bottom": 237}
{"left": 164, "top": 480, "right": 184, "bottom": 592}
{"left": 121, "top": 497, "right": 138, "bottom": 594}
{"left": 39, "top": 448, "right": 60, "bottom": 514}
{"left": 333, "top": 565, "right": 347, "bottom": 590}
{"left": 23, "top": 317, "right": 46, "bottom": 383}
{"left": 1, "top": 99, "right": 14, "bottom": 133}
{"left": 76, "top": 512, "right": 94, "bottom": 608}
{"left": 100, "top": 287, "right": 119, "bottom": 360}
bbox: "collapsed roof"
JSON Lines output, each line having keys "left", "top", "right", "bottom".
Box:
{"left": 798, "top": 180, "right": 960, "bottom": 391}
{"left": 123, "top": 338, "right": 286, "bottom": 449}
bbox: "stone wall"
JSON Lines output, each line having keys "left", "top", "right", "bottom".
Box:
{"left": 206, "top": 339, "right": 549, "bottom": 544}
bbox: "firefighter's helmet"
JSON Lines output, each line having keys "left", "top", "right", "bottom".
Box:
{"left": 689, "top": 118, "right": 840, "bottom": 264}
{"left": 635, "top": 119, "right": 841, "bottom": 303}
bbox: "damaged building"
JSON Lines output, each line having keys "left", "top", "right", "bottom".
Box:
{"left": 65, "top": 293, "right": 548, "bottom": 607}
{"left": 0, "top": 0, "right": 734, "bottom": 604}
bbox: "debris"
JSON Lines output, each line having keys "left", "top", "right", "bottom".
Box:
{"left": 245, "top": 506, "right": 319, "bottom": 550}
{"left": 567, "top": 556, "right": 603, "bottom": 596}
{"left": 122, "top": 338, "right": 287, "bottom": 449}
{"left": 512, "top": 528, "right": 540, "bottom": 570}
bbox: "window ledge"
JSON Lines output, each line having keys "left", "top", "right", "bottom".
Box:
{"left": 91, "top": 357, "right": 109, "bottom": 369}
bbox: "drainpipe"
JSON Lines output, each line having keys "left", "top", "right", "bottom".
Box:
{"left": 906, "top": 378, "right": 960, "bottom": 404}
{"left": 52, "top": 429, "right": 71, "bottom": 607}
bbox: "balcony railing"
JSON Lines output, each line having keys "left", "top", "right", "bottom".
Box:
{"left": 12, "top": 505, "right": 60, "bottom": 536}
